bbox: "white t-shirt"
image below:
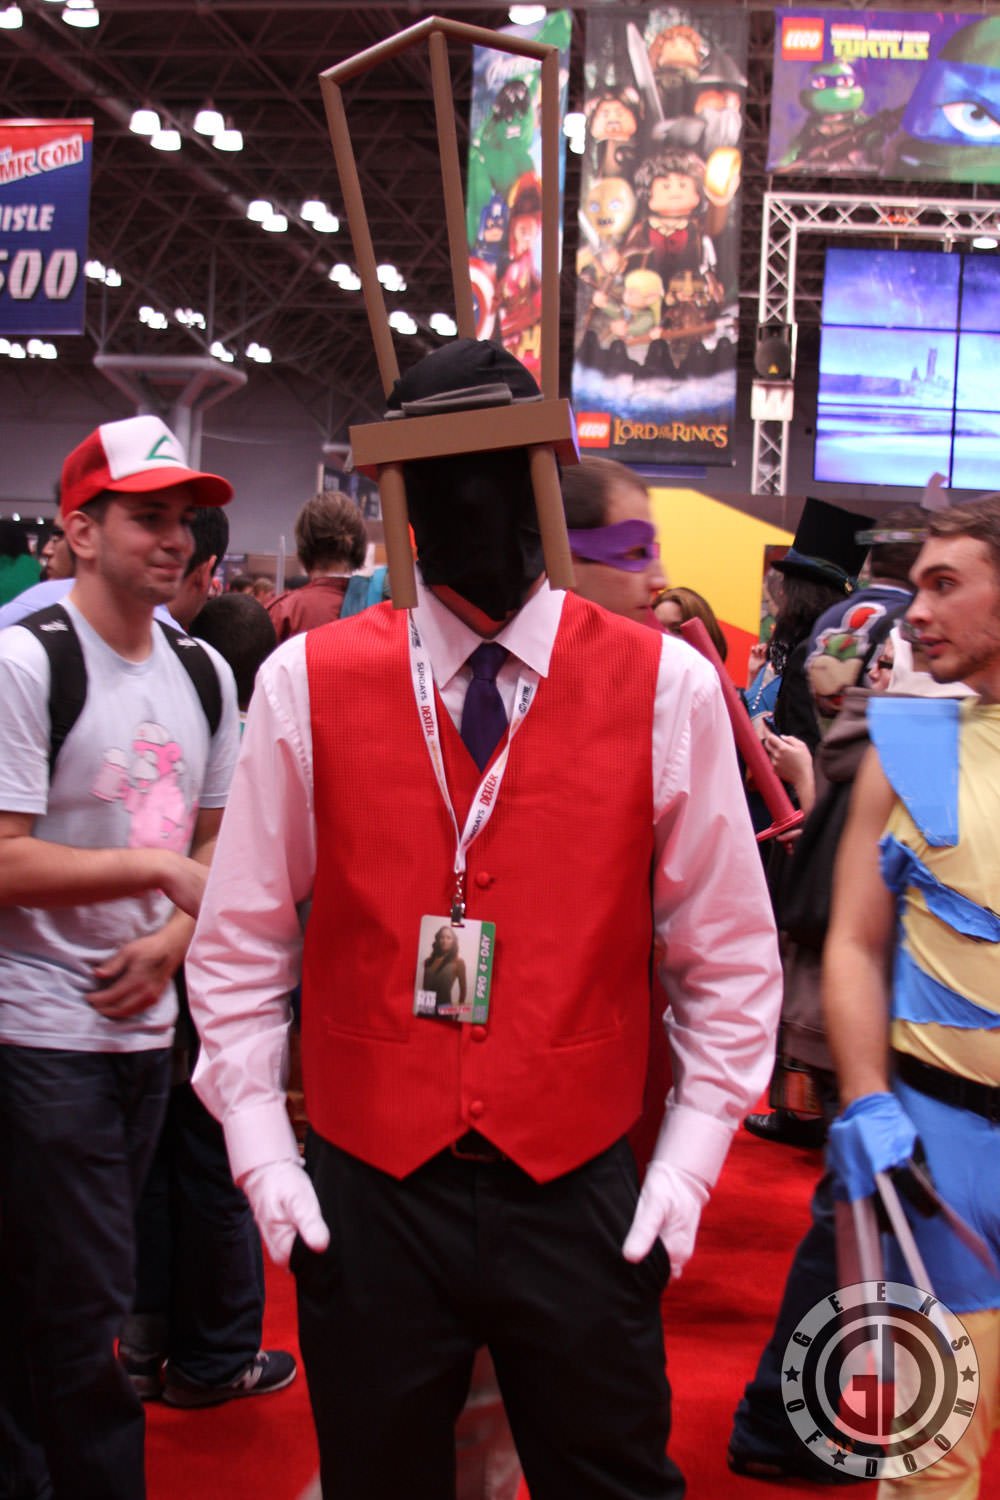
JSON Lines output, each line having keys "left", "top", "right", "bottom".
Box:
{"left": 0, "top": 599, "right": 240, "bottom": 1052}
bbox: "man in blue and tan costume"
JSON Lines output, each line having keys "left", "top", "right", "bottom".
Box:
{"left": 825, "top": 495, "right": 1000, "bottom": 1498}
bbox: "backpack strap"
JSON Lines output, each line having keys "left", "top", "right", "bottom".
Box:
{"left": 18, "top": 603, "right": 87, "bottom": 777}
{"left": 156, "top": 620, "right": 222, "bottom": 738}
{"left": 17, "top": 605, "right": 221, "bottom": 779}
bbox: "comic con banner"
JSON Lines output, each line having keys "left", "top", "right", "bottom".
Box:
{"left": 466, "top": 10, "right": 572, "bottom": 382}
{"left": 571, "top": 8, "right": 745, "bottom": 468}
{"left": 0, "top": 119, "right": 93, "bottom": 335}
{"left": 769, "top": 10, "right": 1000, "bottom": 181}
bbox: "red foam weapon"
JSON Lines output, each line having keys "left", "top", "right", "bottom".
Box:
{"left": 678, "top": 615, "right": 803, "bottom": 844}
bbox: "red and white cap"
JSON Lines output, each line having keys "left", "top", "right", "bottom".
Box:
{"left": 60, "top": 415, "right": 233, "bottom": 518}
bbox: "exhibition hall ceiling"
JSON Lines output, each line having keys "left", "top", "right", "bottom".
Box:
{"left": 1, "top": 0, "right": 984, "bottom": 436}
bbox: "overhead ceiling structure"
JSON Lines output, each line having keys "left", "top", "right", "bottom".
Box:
{"left": 0, "top": 0, "right": 986, "bottom": 441}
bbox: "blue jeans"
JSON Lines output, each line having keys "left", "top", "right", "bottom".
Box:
{"left": 0, "top": 1044, "right": 169, "bottom": 1500}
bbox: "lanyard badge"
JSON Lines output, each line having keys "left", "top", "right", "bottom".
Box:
{"left": 407, "top": 613, "right": 537, "bottom": 1022}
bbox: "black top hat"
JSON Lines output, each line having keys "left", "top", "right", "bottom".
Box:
{"left": 775, "top": 496, "right": 874, "bottom": 594}
{"left": 386, "top": 337, "right": 541, "bottom": 414}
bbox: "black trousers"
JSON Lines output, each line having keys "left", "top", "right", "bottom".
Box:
{"left": 123, "top": 1079, "right": 264, "bottom": 1384}
{"left": 293, "top": 1131, "right": 684, "bottom": 1500}
{"left": 0, "top": 1044, "right": 170, "bottom": 1500}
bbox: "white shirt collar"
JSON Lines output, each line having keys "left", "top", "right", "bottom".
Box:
{"left": 412, "top": 567, "right": 565, "bottom": 691}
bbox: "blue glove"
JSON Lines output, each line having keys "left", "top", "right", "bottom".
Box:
{"left": 827, "top": 1093, "right": 917, "bottom": 1203}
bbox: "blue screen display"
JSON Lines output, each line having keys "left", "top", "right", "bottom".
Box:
{"left": 816, "top": 247, "right": 1000, "bottom": 488}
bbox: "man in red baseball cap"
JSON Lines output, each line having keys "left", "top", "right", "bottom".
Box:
{"left": 0, "top": 415, "right": 243, "bottom": 1499}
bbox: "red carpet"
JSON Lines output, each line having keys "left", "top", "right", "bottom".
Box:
{"left": 146, "top": 1126, "right": 1000, "bottom": 1498}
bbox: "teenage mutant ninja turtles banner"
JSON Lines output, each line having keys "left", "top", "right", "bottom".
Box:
{"left": 769, "top": 10, "right": 1000, "bottom": 181}
{"left": 466, "top": 10, "right": 572, "bottom": 382}
{"left": 571, "top": 8, "right": 745, "bottom": 468}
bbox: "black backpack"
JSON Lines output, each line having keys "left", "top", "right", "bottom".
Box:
{"left": 18, "top": 603, "right": 222, "bottom": 777}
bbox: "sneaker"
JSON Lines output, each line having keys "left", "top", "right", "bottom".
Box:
{"left": 162, "top": 1349, "right": 297, "bottom": 1409}
{"left": 117, "top": 1346, "right": 164, "bottom": 1401}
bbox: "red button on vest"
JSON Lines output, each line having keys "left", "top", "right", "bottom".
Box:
{"left": 468, "top": 1099, "right": 485, "bottom": 1120}
{"left": 475, "top": 871, "right": 492, "bottom": 889}
{"left": 471, "top": 1026, "right": 487, "bottom": 1043}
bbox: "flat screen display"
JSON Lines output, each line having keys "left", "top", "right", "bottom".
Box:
{"left": 815, "top": 247, "right": 1000, "bottom": 488}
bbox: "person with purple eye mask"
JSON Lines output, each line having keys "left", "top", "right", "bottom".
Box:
{"left": 562, "top": 457, "right": 666, "bottom": 625}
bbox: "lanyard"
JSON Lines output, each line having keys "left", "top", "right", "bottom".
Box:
{"left": 407, "top": 611, "right": 538, "bottom": 923}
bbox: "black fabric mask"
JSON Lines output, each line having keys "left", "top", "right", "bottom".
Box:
{"left": 386, "top": 339, "right": 545, "bottom": 619}
{"left": 404, "top": 448, "right": 543, "bottom": 620}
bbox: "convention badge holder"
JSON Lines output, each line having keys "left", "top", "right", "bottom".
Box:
{"left": 414, "top": 913, "right": 496, "bottom": 1024}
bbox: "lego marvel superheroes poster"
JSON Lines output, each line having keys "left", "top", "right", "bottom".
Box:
{"left": 769, "top": 9, "right": 1000, "bottom": 181}
{"left": 570, "top": 8, "right": 745, "bottom": 468}
{"left": 465, "top": 10, "right": 572, "bottom": 382}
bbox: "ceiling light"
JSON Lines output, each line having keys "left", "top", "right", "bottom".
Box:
{"left": 311, "top": 211, "right": 340, "bottom": 234}
{"left": 568, "top": 135, "right": 585, "bottom": 155}
{"left": 27, "top": 339, "right": 56, "bottom": 359}
{"left": 84, "top": 258, "right": 106, "bottom": 280}
{"left": 210, "top": 340, "right": 235, "bottom": 363}
{"left": 193, "top": 106, "right": 225, "bottom": 137}
{"left": 508, "top": 5, "right": 546, "bottom": 24}
{"left": 150, "top": 129, "right": 181, "bottom": 152}
{"left": 563, "top": 112, "right": 586, "bottom": 137}
{"left": 972, "top": 235, "right": 999, "bottom": 250}
{"left": 0, "top": 7, "right": 24, "bottom": 29}
{"left": 300, "top": 199, "right": 326, "bottom": 223}
{"left": 329, "top": 263, "right": 361, "bottom": 291}
{"left": 62, "top": 4, "right": 100, "bottom": 25}
{"left": 213, "top": 127, "right": 243, "bottom": 152}
{"left": 377, "top": 263, "right": 406, "bottom": 292}
{"left": 388, "top": 310, "right": 417, "bottom": 335}
{"left": 262, "top": 213, "right": 288, "bottom": 233}
{"left": 0, "top": 339, "right": 8, "bottom": 353}
{"left": 104, "top": 268, "right": 122, "bottom": 288}
{"left": 129, "top": 109, "right": 161, "bottom": 137}
{"left": 246, "top": 199, "right": 273, "bottom": 223}
{"left": 246, "top": 342, "right": 272, "bottom": 364}
{"left": 175, "top": 307, "right": 206, "bottom": 329}
{"left": 429, "top": 312, "right": 457, "bottom": 337}
{"left": 8, "top": 344, "right": 25, "bottom": 359}
{"left": 138, "top": 305, "right": 169, "bottom": 330}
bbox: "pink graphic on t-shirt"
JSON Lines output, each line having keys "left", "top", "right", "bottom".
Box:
{"left": 91, "top": 721, "right": 197, "bottom": 851}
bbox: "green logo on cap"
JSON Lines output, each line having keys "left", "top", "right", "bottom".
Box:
{"left": 145, "top": 435, "right": 182, "bottom": 463}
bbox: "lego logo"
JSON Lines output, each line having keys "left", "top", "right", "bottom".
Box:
{"left": 577, "top": 412, "right": 611, "bottom": 448}
{"left": 781, "top": 17, "right": 824, "bottom": 60}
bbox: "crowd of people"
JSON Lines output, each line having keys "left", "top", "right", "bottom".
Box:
{"left": 1, "top": 339, "right": 998, "bottom": 1500}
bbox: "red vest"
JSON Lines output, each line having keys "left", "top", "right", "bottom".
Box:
{"left": 302, "top": 593, "right": 661, "bottom": 1181}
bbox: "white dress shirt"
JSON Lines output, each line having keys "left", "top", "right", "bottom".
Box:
{"left": 188, "top": 573, "right": 781, "bottom": 1189}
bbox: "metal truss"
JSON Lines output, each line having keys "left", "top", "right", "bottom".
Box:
{"left": 753, "top": 191, "right": 1000, "bottom": 496}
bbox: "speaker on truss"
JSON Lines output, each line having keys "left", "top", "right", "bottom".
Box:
{"left": 754, "top": 324, "right": 794, "bottom": 380}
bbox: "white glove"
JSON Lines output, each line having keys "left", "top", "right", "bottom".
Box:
{"left": 622, "top": 1161, "right": 710, "bottom": 1281}
{"left": 240, "top": 1158, "right": 330, "bottom": 1269}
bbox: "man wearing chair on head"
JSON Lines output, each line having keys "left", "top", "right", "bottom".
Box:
{"left": 187, "top": 338, "right": 781, "bottom": 1500}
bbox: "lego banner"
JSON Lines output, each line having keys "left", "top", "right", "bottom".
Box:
{"left": 571, "top": 8, "right": 745, "bottom": 468}
{"left": 769, "top": 10, "right": 1000, "bottom": 181}
{"left": 0, "top": 118, "right": 93, "bottom": 335}
{"left": 466, "top": 10, "right": 572, "bottom": 383}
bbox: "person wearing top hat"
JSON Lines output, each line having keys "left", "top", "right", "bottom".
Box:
{"left": 186, "top": 339, "right": 781, "bottom": 1500}
{"left": 0, "top": 415, "right": 241, "bottom": 1500}
{"left": 770, "top": 496, "right": 875, "bottom": 752}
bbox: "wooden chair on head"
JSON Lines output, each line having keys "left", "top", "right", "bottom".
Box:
{"left": 319, "top": 15, "right": 579, "bottom": 608}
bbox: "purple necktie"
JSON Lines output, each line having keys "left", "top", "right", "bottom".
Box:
{"left": 460, "top": 642, "right": 508, "bottom": 772}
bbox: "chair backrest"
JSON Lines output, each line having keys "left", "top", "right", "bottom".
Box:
{"left": 318, "top": 17, "right": 579, "bottom": 607}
